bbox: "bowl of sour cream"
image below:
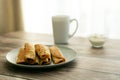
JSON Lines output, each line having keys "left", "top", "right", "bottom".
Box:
{"left": 88, "top": 34, "right": 106, "bottom": 48}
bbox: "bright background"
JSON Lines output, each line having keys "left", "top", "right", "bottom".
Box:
{"left": 21, "top": 0, "right": 120, "bottom": 39}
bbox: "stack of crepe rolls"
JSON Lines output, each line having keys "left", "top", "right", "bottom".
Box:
{"left": 16, "top": 43, "right": 66, "bottom": 65}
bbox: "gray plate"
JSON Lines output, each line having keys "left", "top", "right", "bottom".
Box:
{"left": 6, "top": 45, "right": 77, "bottom": 68}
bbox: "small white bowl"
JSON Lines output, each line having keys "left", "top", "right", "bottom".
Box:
{"left": 88, "top": 34, "right": 106, "bottom": 48}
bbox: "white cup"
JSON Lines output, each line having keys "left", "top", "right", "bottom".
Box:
{"left": 52, "top": 15, "right": 78, "bottom": 44}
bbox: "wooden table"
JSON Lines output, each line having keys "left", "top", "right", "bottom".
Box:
{"left": 1, "top": 31, "right": 120, "bottom": 80}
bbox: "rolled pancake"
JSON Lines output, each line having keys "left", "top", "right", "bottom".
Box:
{"left": 35, "top": 44, "right": 51, "bottom": 59}
{"left": 49, "top": 46, "right": 66, "bottom": 64}
{"left": 24, "top": 43, "right": 36, "bottom": 64}
{"left": 16, "top": 48, "right": 26, "bottom": 64}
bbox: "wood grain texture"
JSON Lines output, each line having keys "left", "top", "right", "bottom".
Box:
{"left": 0, "top": 74, "right": 25, "bottom": 80}
{"left": 0, "top": 31, "right": 120, "bottom": 80}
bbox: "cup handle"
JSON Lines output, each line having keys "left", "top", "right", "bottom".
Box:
{"left": 69, "top": 19, "right": 78, "bottom": 38}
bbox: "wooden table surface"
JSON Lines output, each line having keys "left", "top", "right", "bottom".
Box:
{"left": 1, "top": 31, "right": 120, "bottom": 80}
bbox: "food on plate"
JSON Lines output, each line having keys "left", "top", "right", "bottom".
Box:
{"left": 16, "top": 48, "right": 26, "bottom": 64}
{"left": 49, "top": 46, "right": 66, "bottom": 64}
{"left": 35, "top": 44, "right": 51, "bottom": 59}
{"left": 35, "top": 44, "right": 51, "bottom": 65}
{"left": 24, "top": 43, "right": 37, "bottom": 64}
{"left": 16, "top": 43, "right": 66, "bottom": 65}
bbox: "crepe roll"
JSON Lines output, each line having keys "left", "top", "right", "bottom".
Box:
{"left": 16, "top": 48, "right": 26, "bottom": 64}
{"left": 24, "top": 43, "right": 36, "bottom": 64}
{"left": 49, "top": 46, "right": 66, "bottom": 64}
{"left": 35, "top": 44, "right": 51, "bottom": 59}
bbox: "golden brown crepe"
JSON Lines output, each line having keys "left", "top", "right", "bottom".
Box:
{"left": 24, "top": 43, "right": 36, "bottom": 64}
{"left": 35, "top": 44, "right": 51, "bottom": 59}
{"left": 49, "top": 46, "right": 66, "bottom": 64}
{"left": 16, "top": 48, "right": 26, "bottom": 64}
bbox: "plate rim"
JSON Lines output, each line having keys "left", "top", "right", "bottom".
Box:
{"left": 6, "top": 45, "right": 77, "bottom": 68}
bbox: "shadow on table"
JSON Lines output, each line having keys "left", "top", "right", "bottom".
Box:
{"left": 4, "top": 60, "right": 77, "bottom": 73}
